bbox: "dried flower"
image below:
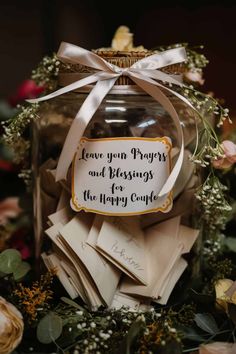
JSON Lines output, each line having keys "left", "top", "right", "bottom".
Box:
{"left": 212, "top": 140, "right": 236, "bottom": 169}
{"left": 111, "top": 26, "right": 134, "bottom": 51}
{"left": 0, "top": 296, "right": 24, "bottom": 354}
{"left": 13, "top": 271, "right": 55, "bottom": 323}
{"left": 0, "top": 197, "right": 22, "bottom": 225}
{"left": 184, "top": 70, "right": 204, "bottom": 85}
{"left": 8, "top": 79, "right": 44, "bottom": 107}
{"left": 215, "top": 279, "right": 236, "bottom": 313}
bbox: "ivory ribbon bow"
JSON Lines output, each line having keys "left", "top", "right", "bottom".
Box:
{"left": 28, "top": 42, "right": 197, "bottom": 198}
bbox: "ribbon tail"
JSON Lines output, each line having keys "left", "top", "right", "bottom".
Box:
{"left": 130, "top": 73, "right": 184, "bottom": 197}
{"left": 26, "top": 71, "right": 116, "bottom": 103}
{"left": 55, "top": 77, "right": 118, "bottom": 181}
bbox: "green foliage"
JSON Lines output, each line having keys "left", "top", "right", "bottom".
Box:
{"left": 37, "top": 312, "right": 63, "bottom": 344}
{"left": 194, "top": 313, "right": 219, "bottom": 335}
{"left": 0, "top": 248, "right": 30, "bottom": 281}
{"left": 224, "top": 237, "right": 236, "bottom": 252}
{"left": 155, "top": 43, "right": 209, "bottom": 70}
{"left": 118, "top": 317, "right": 145, "bottom": 354}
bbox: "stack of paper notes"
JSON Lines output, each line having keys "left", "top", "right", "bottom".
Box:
{"left": 42, "top": 208, "right": 199, "bottom": 310}
{"left": 40, "top": 149, "right": 199, "bottom": 310}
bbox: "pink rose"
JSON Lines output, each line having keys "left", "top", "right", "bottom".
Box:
{"left": 184, "top": 70, "right": 204, "bottom": 85}
{"left": 199, "top": 342, "right": 236, "bottom": 354}
{"left": 8, "top": 80, "right": 44, "bottom": 107}
{"left": 212, "top": 140, "right": 236, "bottom": 169}
{"left": 0, "top": 198, "right": 22, "bottom": 225}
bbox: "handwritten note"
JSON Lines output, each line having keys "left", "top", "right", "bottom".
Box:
{"left": 95, "top": 216, "right": 148, "bottom": 285}
{"left": 71, "top": 137, "right": 172, "bottom": 215}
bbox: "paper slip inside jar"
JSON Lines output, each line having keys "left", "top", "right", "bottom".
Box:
{"left": 71, "top": 136, "right": 173, "bottom": 216}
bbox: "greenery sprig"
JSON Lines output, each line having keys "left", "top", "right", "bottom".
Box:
{"left": 31, "top": 54, "right": 60, "bottom": 91}
{"left": 155, "top": 43, "right": 209, "bottom": 70}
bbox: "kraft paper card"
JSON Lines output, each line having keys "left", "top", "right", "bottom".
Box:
{"left": 120, "top": 216, "right": 198, "bottom": 301}
{"left": 86, "top": 214, "right": 104, "bottom": 248}
{"left": 95, "top": 216, "right": 148, "bottom": 285}
{"left": 156, "top": 257, "right": 187, "bottom": 305}
{"left": 39, "top": 159, "right": 61, "bottom": 199}
{"left": 42, "top": 252, "right": 78, "bottom": 299}
{"left": 59, "top": 213, "right": 121, "bottom": 306}
{"left": 110, "top": 292, "right": 141, "bottom": 310}
{"left": 48, "top": 207, "right": 74, "bottom": 226}
{"left": 57, "top": 189, "right": 71, "bottom": 211}
{"left": 45, "top": 223, "right": 91, "bottom": 305}
{"left": 141, "top": 175, "right": 198, "bottom": 229}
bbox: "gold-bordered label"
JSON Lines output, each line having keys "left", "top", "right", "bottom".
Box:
{"left": 71, "top": 137, "right": 172, "bottom": 216}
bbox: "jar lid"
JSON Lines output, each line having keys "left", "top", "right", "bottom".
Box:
{"left": 59, "top": 26, "right": 187, "bottom": 86}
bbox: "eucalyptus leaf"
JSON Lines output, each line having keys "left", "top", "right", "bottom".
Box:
{"left": 179, "top": 325, "right": 207, "bottom": 342}
{"left": 0, "top": 249, "right": 22, "bottom": 274}
{"left": 61, "top": 297, "right": 85, "bottom": 311}
{"left": 37, "top": 312, "right": 62, "bottom": 344}
{"left": 13, "top": 261, "right": 31, "bottom": 281}
{"left": 194, "top": 313, "right": 219, "bottom": 335}
{"left": 117, "top": 319, "right": 145, "bottom": 354}
{"left": 225, "top": 237, "right": 236, "bottom": 252}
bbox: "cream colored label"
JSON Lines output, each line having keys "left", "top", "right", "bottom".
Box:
{"left": 71, "top": 137, "right": 172, "bottom": 215}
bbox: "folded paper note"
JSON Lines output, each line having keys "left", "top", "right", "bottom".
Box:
{"left": 42, "top": 252, "right": 79, "bottom": 299}
{"left": 43, "top": 210, "right": 198, "bottom": 309}
{"left": 47, "top": 213, "right": 121, "bottom": 307}
{"left": 120, "top": 216, "right": 199, "bottom": 303}
{"left": 95, "top": 216, "right": 148, "bottom": 285}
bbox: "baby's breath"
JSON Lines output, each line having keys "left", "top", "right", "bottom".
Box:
{"left": 2, "top": 104, "right": 39, "bottom": 165}
{"left": 177, "top": 85, "right": 231, "bottom": 168}
{"left": 31, "top": 54, "right": 61, "bottom": 91}
{"left": 2, "top": 104, "right": 39, "bottom": 147}
{"left": 196, "top": 173, "right": 232, "bottom": 238}
{"left": 156, "top": 43, "right": 209, "bottom": 70}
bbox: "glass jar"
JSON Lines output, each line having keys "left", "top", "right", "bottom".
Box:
{"left": 31, "top": 90, "right": 203, "bottom": 258}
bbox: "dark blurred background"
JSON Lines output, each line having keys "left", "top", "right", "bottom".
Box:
{"left": 0, "top": 0, "right": 235, "bottom": 111}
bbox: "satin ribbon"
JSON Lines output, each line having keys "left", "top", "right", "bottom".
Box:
{"left": 28, "top": 42, "right": 198, "bottom": 198}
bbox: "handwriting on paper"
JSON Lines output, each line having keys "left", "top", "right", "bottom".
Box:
{"left": 111, "top": 241, "right": 144, "bottom": 271}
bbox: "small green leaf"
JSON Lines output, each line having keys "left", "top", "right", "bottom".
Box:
{"left": 225, "top": 237, "right": 236, "bottom": 252}
{"left": 194, "top": 313, "right": 219, "bottom": 335}
{"left": 13, "top": 261, "right": 31, "bottom": 281}
{"left": 37, "top": 312, "right": 62, "bottom": 344}
{"left": 0, "top": 249, "right": 21, "bottom": 274}
{"left": 179, "top": 325, "right": 206, "bottom": 342}
{"left": 61, "top": 297, "right": 84, "bottom": 311}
